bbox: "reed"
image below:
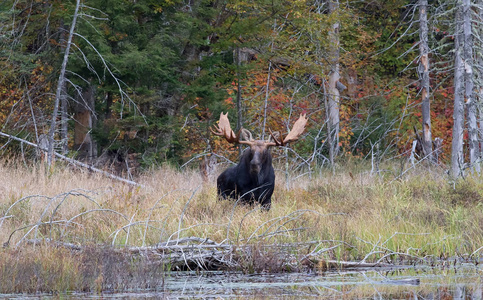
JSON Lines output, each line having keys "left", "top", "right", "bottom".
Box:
{"left": 1, "top": 159, "right": 482, "bottom": 293}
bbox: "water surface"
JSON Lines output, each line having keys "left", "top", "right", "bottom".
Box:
{"left": 4, "top": 264, "right": 483, "bottom": 299}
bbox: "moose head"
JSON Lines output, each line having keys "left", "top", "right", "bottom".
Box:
{"left": 212, "top": 112, "right": 307, "bottom": 210}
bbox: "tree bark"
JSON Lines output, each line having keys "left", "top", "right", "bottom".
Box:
{"left": 235, "top": 47, "right": 243, "bottom": 133}
{"left": 328, "top": 0, "right": 341, "bottom": 158}
{"left": 74, "top": 84, "right": 97, "bottom": 162}
{"left": 47, "top": 0, "right": 81, "bottom": 167}
{"left": 58, "top": 19, "right": 69, "bottom": 155}
{"left": 262, "top": 60, "right": 272, "bottom": 140}
{"left": 235, "top": 47, "right": 243, "bottom": 156}
{"left": 464, "top": 0, "right": 479, "bottom": 173}
{"left": 60, "top": 88, "right": 69, "bottom": 154}
{"left": 478, "top": 1, "right": 483, "bottom": 155}
{"left": 451, "top": 4, "right": 465, "bottom": 178}
{"left": 418, "top": 0, "right": 433, "bottom": 162}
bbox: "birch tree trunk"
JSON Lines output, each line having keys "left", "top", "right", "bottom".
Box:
{"left": 478, "top": 1, "right": 483, "bottom": 154}
{"left": 418, "top": 0, "right": 433, "bottom": 161}
{"left": 328, "top": 0, "right": 341, "bottom": 159}
{"left": 451, "top": 4, "right": 466, "bottom": 178}
{"left": 46, "top": 0, "right": 81, "bottom": 167}
{"left": 464, "top": 0, "right": 479, "bottom": 173}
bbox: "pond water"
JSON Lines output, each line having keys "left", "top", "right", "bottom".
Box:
{"left": 4, "top": 263, "right": 483, "bottom": 299}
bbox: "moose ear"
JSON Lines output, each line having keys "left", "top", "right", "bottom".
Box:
{"left": 239, "top": 128, "right": 254, "bottom": 142}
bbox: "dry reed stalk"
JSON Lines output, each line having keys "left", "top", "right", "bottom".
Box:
{"left": 1, "top": 160, "right": 483, "bottom": 274}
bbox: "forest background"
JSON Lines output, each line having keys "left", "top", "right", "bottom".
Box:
{"left": 1, "top": 0, "right": 482, "bottom": 179}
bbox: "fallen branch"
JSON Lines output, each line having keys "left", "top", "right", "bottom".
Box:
{"left": 320, "top": 259, "right": 399, "bottom": 270}
{"left": 25, "top": 237, "right": 236, "bottom": 270}
{"left": 22, "top": 237, "right": 415, "bottom": 272}
{"left": 0, "top": 131, "right": 141, "bottom": 186}
{"left": 27, "top": 238, "right": 83, "bottom": 251}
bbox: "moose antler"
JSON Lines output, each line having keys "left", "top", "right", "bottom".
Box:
{"left": 269, "top": 114, "right": 308, "bottom": 146}
{"left": 212, "top": 112, "right": 307, "bottom": 147}
{"left": 211, "top": 112, "right": 253, "bottom": 145}
{"left": 283, "top": 113, "right": 308, "bottom": 144}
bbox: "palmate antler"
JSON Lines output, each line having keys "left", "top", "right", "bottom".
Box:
{"left": 268, "top": 114, "right": 308, "bottom": 146}
{"left": 212, "top": 112, "right": 308, "bottom": 147}
{"left": 210, "top": 112, "right": 253, "bottom": 145}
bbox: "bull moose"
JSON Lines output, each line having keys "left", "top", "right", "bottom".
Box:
{"left": 211, "top": 112, "right": 307, "bottom": 210}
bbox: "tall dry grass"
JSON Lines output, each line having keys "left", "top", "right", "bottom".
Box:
{"left": 1, "top": 159, "right": 483, "bottom": 292}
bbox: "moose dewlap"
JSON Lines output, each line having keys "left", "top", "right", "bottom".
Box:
{"left": 212, "top": 112, "right": 307, "bottom": 210}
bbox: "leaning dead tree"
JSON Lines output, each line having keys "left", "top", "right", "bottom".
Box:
{"left": 29, "top": 0, "right": 145, "bottom": 168}
{"left": 0, "top": 132, "right": 141, "bottom": 186}
{"left": 47, "top": 0, "right": 81, "bottom": 167}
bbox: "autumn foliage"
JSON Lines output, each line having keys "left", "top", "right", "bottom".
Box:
{"left": 0, "top": 0, "right": 467, "bottom": 169}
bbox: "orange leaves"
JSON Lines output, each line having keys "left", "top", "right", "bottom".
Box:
{"left": 338, "top": 104, "right": 354, "bottom": 154}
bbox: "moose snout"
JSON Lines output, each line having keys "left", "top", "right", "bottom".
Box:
{"left": 250, "top": 161, "right": 261, "bottom": 174}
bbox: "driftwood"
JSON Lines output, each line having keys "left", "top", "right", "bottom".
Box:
{"left": 0, "top": 132, "right": 141, "bottom": 187}
{"left": 318, "top": 260, "right": 399, "bottom": 270}
{"left": 128, "top": 237, "right": 236, "bottom": 270}
{"left": 26, "top": 237, "right": 236, "bottom": 270}
{"left": 25, "top": 237, "right": 410, "bottom": 272}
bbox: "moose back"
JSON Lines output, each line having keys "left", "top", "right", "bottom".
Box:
{"left": 212, "top": 112, "right": 307, "bottom": 210}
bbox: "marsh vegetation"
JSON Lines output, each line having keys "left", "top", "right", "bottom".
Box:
{"left": 1, "top": 159, "right": 483, "bottom": 294}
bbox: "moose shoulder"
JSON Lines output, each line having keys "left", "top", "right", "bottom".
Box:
{"left": 211, "top": 112, "right": 307, "bottom": 210}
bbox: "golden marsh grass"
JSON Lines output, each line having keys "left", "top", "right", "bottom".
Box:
{"left": 1, "top": 160, "right": 483, "bottom": 293}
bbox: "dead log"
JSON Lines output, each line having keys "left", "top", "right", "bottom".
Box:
{"left": 22, "top": 237, "right": 411, "bottom": 272}
{"left": 0, "top": 132, "right": 141, "bottom": 187}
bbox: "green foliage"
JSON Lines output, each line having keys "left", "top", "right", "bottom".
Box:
{"left": 354, "top": 0, "right": 415, "bottom": 75}
{"left": 0, "top": 0, "right": 459, "bottom": 169}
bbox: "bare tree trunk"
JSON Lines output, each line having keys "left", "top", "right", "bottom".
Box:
{"left": 323, "top": 82, "right": 335, "bottom": 168}
{"left": 74, "top": 84, "right": 96, "bottom": 162}
{"left": 418, "top": 0, "right": 433, "bottom": 162}
{"left": 451, "top": 4, "right": 465, "bottom": 178}
{"left": 47, "top": 0, "right": 81, "bottom": 167}
{"left": 478, "top": 2, "right": 483, "bottom": 155}
{"left": 261, "top": 56, "right": 273, "bottom": 140}
{"left": 235, "top": 47, "right": 243, "bottom": 133}
{"left": 235, "top": 47, "right": 243, "bottom": 156}
{"left": 465, "top": 0, "right": 479, "bottom": 174}
{"left": 58, "top": 18, "right": 69, "bottom": 155}
{"left": 328, "top": 0, "right": 341, "bottom": 158}
{"left": 60, "top": 89, "right": 69, "bottom": 154}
